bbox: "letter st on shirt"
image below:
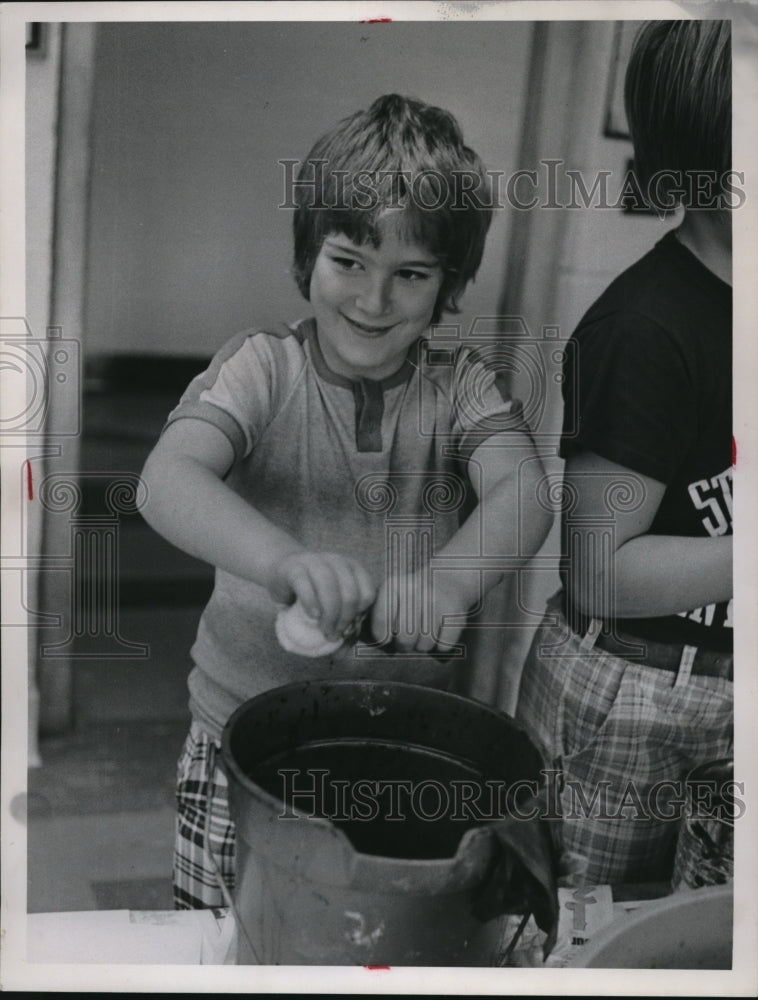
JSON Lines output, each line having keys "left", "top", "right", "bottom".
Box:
{"left": 688, "top": 466, "right": 733, "bottom": 537}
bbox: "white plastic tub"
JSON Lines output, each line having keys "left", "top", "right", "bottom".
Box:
{"left": 570, "top": 884, "right": 732, "bottom": 969}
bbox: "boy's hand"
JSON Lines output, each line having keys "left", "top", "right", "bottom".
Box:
{"left": 269, "top": 551, "right": 376, "bottom": 641}
{"left": 369, "top": 569, "right": 476, "bottom": 656}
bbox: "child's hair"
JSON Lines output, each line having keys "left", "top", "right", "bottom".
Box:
{"left": 624, "top": 20, "right": 731, "bottom": 209}
{"left": 292, "top": 94, "right": 493, "bottom": 324}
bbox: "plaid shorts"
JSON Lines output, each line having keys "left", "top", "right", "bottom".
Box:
{"left": 174, "top": 721, "right": 236, "bottom": 909}
{"left": 515, "top": 593, "right": 733, "bottom": 886}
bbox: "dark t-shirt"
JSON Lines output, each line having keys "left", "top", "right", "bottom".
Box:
{"left": 560, "top": 229, "right": 732, "bottom": 651}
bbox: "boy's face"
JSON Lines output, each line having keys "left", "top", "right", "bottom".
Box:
{"left": 309, "top": 221, "right": 443, "bottom": 381}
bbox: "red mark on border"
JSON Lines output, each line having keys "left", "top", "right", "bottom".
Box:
{"left": 732, "top": 436, "right": 737, "bottom": 467}
{"left": 24, "top": 460, "right": 34, "bottom": 500}
{"left": 364, "top": 965, "right": 391, "bottom": 970}
{"left": 359, "top": 17, "right": 392, "bottom": 23}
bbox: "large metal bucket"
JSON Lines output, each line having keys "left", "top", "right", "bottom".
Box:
{"left": 221, "top": 680, "right": 547, "bottom": 965}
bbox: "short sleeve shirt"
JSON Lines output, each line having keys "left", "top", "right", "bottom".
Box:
{"left": 164, "top": 318, "right": 526, "bottom": 738}
{"left": 560, "top": 231, "right": 732, "bottom": 650}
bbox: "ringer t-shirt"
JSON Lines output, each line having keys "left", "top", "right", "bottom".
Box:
{"left": 164, "top": 317, "right": 525, "bottom": 740}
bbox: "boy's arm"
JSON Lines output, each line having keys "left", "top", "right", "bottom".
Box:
{"left": 370, "top": 429, "right": 552, "bottom": 653}
{"left": 564, "top": 448, "right": 732, "bottom": 618}
{"left": 140, "top": 418, "right": 375, "bottom": 638}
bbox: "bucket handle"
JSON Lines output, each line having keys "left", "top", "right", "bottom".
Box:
{"left": 204, "top": 740, "right": 262, "bottom": 964}
{"left": 497, "top": 910, "right": 531, "bottom": 966}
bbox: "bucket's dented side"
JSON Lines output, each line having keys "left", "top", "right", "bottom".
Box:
{"left": 230, "top": 779, "right": 506, "bottom": 965}
{"left": 221, "top": 679, "right": 550, "bottom": 966}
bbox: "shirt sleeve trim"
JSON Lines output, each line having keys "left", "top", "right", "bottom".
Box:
{"left": 161, "top": 401, "right": 248, "bottom": 461}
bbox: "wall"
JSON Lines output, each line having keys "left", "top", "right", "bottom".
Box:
{"left": 83, "top": 21, "right": 532, "bottom": 358}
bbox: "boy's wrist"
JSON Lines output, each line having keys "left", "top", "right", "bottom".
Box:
{"left": 430, "top": 564, "right": 485, "bottom": 614}
{"left": 260, "top": 540, "right": 307, "bottom": 595}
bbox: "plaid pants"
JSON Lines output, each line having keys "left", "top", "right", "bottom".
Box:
{"left": 174, "top": 721, "right": 236, "bottom": 909}
{"left": 515, "top": 593, "right": 733, "bottom": 886}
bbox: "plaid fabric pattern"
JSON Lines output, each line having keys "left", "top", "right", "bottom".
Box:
{"left": 174, "top": 721, "right": 236, "bottom": 909}
{"left": 515, "top": 593, "right": 733, "bottom": 886}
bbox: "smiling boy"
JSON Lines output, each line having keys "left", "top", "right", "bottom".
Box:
{"left": 310, "top": 230, "right": 442, "bottom": 382}
{"left": 141, "top": 94, "right": 550, "bottom": 908}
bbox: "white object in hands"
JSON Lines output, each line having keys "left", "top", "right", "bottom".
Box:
{"left": 275, "top": 600, "right": 344, "bottom": 657}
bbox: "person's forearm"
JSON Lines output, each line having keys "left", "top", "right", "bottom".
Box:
{"left": 141, "top": 451, "right": 304, "bottom": 587}
{"left": 571, "top": 532, "right": 733, "bottom": 619}
{"left": 434, "top": 448, "right": 552, "bottom": 607}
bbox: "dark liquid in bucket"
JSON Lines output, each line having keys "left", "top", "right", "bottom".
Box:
{"left": 249, "top": 738, "right": 498, "bottom": 860}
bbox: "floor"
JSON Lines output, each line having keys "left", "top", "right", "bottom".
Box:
{"left": 27, "top": 607, "right": 202, "bottom": 913}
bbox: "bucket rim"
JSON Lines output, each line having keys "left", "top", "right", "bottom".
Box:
{"left": 220, "top": 678, "right": 531, "bottom": 869}
{"left": 222, "top": 677, "right": 533, "bottom": 739}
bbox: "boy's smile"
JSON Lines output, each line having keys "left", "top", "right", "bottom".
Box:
{"left": 309, "top": 222, "right": 444, "bottom": 381}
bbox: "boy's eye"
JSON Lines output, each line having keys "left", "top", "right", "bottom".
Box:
{"left": 397, "top": 269, "right": 432, "bottom": 282}
{"left": 330, "top": 255, "right": 363, "bottom": 272}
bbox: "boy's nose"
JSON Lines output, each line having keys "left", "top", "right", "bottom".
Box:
{"left": 355, "top": 274, "right": 391, "bottom": 317}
